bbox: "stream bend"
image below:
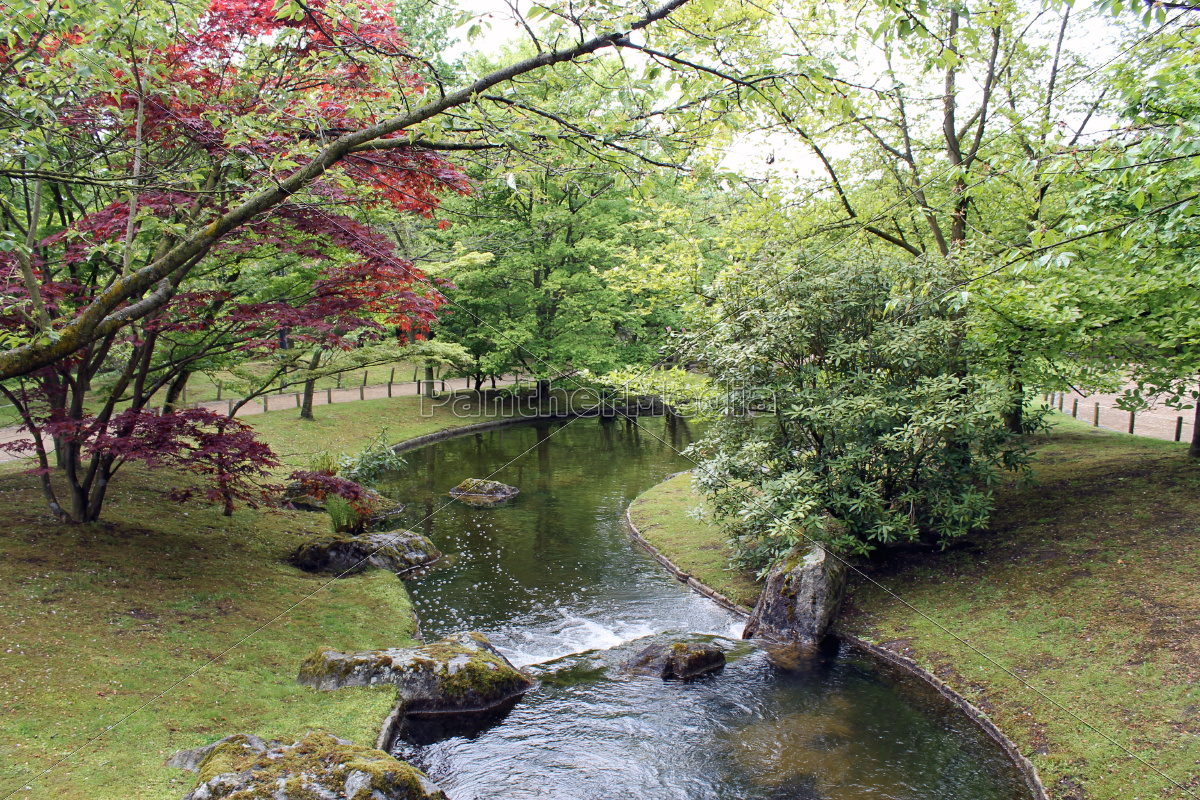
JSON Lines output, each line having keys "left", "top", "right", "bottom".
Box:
{"left": 377, "top": 417, "right": 1031, "bottom": 800}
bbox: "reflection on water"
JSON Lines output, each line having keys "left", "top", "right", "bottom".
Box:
{"left": 377, "top": 417, "right": 1029, "bottom": 800}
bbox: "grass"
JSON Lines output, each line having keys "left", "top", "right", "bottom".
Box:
{"left": 629, "top": 413, "right": 1200, "bottom": 800}
{"left": 628, "top": 473, "right": 761, "bottom": 609}
{"left": 0, "top": 391, "right": 521, "bottom": 800}
{"left": 181, "top": 359, "right": 423, "bottom": 407}
{"left": 247, "top": 393, "right": 493, "bottom": 472}
{"left": 0, "top": 359, "right": 426, "bottom": 429}
{"left": 246, "top": 388, "right": 591, "bottom": 473}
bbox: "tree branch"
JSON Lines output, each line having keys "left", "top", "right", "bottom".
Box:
{"left": 0, "top": 0, "right": 693, "bottom": 381}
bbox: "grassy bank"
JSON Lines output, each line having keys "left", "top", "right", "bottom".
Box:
{"left": 629, "top": 416, "right": 1200, "bottom": 799}
{"left": 628, "top": 474, "right": 760, "bottom": 609}
{"left": 0, "top": 393, "right": 518, "bottom": 799}
{"left": 0, "top": 360, "right": 424, "bottom": 430}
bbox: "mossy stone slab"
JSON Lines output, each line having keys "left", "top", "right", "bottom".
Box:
{"left": 177, "top": 731, "right": 446, "bottom": 800}
{"left": 298, "top": 631, "right": 536, "bottom": 716}
{"left": 291, "top": 531, "right": 441, "bottom": 575}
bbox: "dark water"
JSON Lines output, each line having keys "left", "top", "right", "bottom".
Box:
{"left": 377, "top": 417, "right": 1030, "bottom": 800}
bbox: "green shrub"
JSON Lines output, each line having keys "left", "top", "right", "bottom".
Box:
{"left": 685, "top": 255, "right": 1043, "bottom": 567}
{"left": 308, "top": 451, "right": 339, "bottom": 476}
{"left": 338, "top": 427, "right": 405, "bottom": 484}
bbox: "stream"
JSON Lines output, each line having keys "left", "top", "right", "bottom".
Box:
{"left": 375, "top": 416, "right": 1030, "bottom": 800}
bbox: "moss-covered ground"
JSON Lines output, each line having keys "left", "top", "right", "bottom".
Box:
{"left": 629, "top": 415, "right": 1200, "bottom": 800}
{"left": 0, "top": 394, "right": 513, "bottom": 800}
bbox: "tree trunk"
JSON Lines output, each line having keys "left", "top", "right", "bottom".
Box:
{"left": 423, "top": 363, "right": 436, "bottom": 397}
{"left": 1190, "top": 383, "right": 1200, "bottom": 459}
{"left": 84, "top": 459, "right": 115, "bottom": 522}
{"left": 474, "top": 373, "right": 483, "bottom": 391}
{"left": 536, "top": 378, "right": 550, "bottom": 403}
{"left": 1003, "top": 378, "right": 1025, "bottom": 434}
{"left": 162, "top": 370, "right": 191, "bottom": 414}
{"left": 300, "top": 350, "right": 322, "bottom": 420}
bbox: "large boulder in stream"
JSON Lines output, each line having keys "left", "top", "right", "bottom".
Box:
{"left": 291, "top": 531, "right": 440, "bottom": 575}
{"left": 174, "top": 731, "right": 446, "bottom": 800}
{"left": 298, "top": 631, "right": 536, "bottom": 716}
{"left": 620, "top": 641, "right": 726, "bottom": 679}
{"left": 448, "top": 479, "right": 519, "bottom": 507}
{"left": 742, "top": 543, "right": 846, "bottom": 644}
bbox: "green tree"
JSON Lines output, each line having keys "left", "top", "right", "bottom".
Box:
{"left": 430, "top": 164, "right": 663, "bottom": 385}
{"left": 684, "top": 253, "right": 1038, "bottom": 565}
{"left": 1056, "top": 11, "right": 1200, "bottom": 456}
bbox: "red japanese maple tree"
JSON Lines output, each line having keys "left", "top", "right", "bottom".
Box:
{"left": 0, "top": 0, "right": 467, "bottom": 522}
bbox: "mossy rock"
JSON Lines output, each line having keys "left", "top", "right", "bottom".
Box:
{"left": 620, "top": 640, "right": 726, "bottom": 679}
{"left": 447, "top": 479, "right": 519, "bottom": 507}
{"left": 178, "top": 730, "right": 446, "bottom": 799}
{"left": 742, "top": 543, "right": 846, "bottom": 643}
{"left": 291, "top": 531, "right": 440, "bottom": 576}
{"left": 281, "top": 480, "right": 404, "bottom": 526}
{"left": 297, "top": 632, "right": 536, "bottom": 716}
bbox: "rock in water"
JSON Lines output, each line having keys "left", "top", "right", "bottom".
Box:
{"left": 297, "top": 631, "right": 536, "bottom": 716}
{"left": 743, "top": 544, "right": 846, "bottom": 643}
{"left": 177, "top": 731, "right": 446, "bottom": 800}
{"left": 447, "top": 479, "right": 519, "bottom": 507}
{"left": 620, "top": 641, "right": 726, "bottom": 679}
{"left": 291, "top": 531, "right": 440, "bottom": 575}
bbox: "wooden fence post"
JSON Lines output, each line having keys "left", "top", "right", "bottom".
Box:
{"left": 326, "top": 388, "right": 332, "bottom": 405}
{"left": 359, "top": 385, "right": 364, "bottom": 401}
{"left": 1094, "top": 402, "right": 1100, "bottom": 427}
{"left": 264, "top": 395, "right": 269, "bottom": 412}
{"left": 1058, "top": 393, "right": 1064, "bottom": 411}
{"left": 294, "top": 392, "right": 300, "bottom": 408}
{"left": 1176, "top": 416, "right": 1184, "bottom": 442}
{"left": 1072, "top": 398, "right": 1078, "bottom": 418}
{"left": 387, "top": 382, "right": 392, "bottom": 398}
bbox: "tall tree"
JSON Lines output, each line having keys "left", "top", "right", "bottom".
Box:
{"left": 1055, "top": 8, "right": 1200, "bottom": 456}
{"left": 0, "top": 0, "right": 699, "bottom": 382}
{"left": 0, "top": 0, "right": 464, "bottom": 521}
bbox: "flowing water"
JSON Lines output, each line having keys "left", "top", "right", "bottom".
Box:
{"left": 376, "top": 416, "right": 1030, "bottom": 800}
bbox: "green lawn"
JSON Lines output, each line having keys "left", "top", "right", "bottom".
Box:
{"left": 247, "top": 392, "right": 498, "bottom": 471}
{"left": 0, "top": 392, "right": 521, "bottom": 800}
{"left": 628, "top": 473, "right": 761, "bottom": 609}
{"left": 0, "top": 359, "right": 426, "bottom": 429}
{"left": 629, "top": 416, "right": 1200, "bottom": 800}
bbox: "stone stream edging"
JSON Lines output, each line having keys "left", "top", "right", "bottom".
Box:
{"left": 624, "top": 482, "right": 1050, "bottom": 800}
